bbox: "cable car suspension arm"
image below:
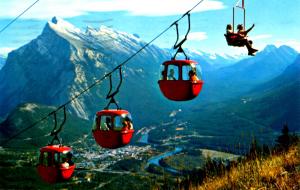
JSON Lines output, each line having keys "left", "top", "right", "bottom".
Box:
{"left": 172, "top": 12, "right": 191, "bottom": 60}
{"left": 49, "top": 105, "right": 66, "bottom": 145}
{"left": 104, "top": 67, "right": 123, "bottom": 110}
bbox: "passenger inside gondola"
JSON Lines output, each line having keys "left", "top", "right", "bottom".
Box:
{"left": 105, "top": 117, "right": 112, "bottom": 130}
{"left": 189, "top": 70, "right": 199, "bottom": 82}
{"left": 122, "top": 116, "right": 133, "bottom": 130}
{"left": 168, "top": 68, "right": 176, "bottom": 80}
{"left": 66, "top": 152, "right": 74, "bottom": 166}
{"left": 61, "top": 158, "right": 69, "bottom": 168}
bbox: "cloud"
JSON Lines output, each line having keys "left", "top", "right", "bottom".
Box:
{"left": 187, "top": 32, "right": 207, "bottom": 41}
{"left": 0, "top": 0, "right": 225, "bottom": 19}
{"left": 0, "top": 47, "right": 15, "bottom": 56}
{"left": 251, "top": 34, "right": 272, "bottom": 40}
{"left": 82, "top": 18, "right": 114, "bottom": 24}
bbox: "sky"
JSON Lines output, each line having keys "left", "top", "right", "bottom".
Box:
{"left": 0, "top": 0, "right": 300, "bottom": 57}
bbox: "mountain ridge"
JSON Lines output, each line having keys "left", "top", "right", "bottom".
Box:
{"left": 199, "top": 44, "right": 299, "bottom": 102}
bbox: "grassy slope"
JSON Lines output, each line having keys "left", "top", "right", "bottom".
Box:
{"left": 195, "top": 143, "right": 300, "bottom": 190}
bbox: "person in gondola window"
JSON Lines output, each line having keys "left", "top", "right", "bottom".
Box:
{"left": 105, "top": 117, "right": 113, "bottom": 130}
{"left": 189, "top": 70, "right": 199, "bottom": 82}
{"left": 122, "top": 117, "right": 133, "bottom": 130}
{"left": 168, "top": 69, "right": 176, "bottom": 80}
{"left": 61, "top": 158, "right": 69, "bottom": 168}
{"left": 66, "top": 152, "right": 74, "bottom": 166}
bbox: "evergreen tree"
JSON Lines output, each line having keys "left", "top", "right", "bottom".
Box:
{"left": 262, "top": 144, "right": 271, "bottom": 157}
{"left": 275, "top": 123, "right": 299, "bottom": 152}
{"left": 248, "top": 138, "right": 262, "bottom": 159}
{"left": 276, "top": 124, "right": 290, "bottom": 150}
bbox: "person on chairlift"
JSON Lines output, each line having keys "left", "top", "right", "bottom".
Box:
{"left": 226, "top": 24, "right": 258, "bottom": 56}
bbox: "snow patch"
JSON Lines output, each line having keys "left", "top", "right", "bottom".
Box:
{"left": 20, "top": 104, "right": 38, "bottom": 112}
{"left": 74, "top": 65, "right": 87, "bottom": 84}
{"left": 70, "top": 98, "right": 88, "bottom": 119}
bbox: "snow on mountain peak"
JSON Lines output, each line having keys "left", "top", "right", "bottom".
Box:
{"left": 98, "top": 25, "right": 142, "bottom": 43}
{"left": 44, "top": 16, "right": 83, "bottom": 49}
{"left": 48, "top": 16, "right": 141, "bottom": 44}
{"left": 48, "top": 16, "right": 81, "bottom": 35}
{"left": 257, "top": 44, "right": 298, "bottom": 58}
{"left": 43, "top": 17, "right": 145, "bottom": 54}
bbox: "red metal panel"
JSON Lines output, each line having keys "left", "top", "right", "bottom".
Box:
{"left": 40, "top": 145, "right": 72, "bottom": 153}
{"left": 37, "top": 165, "right": 59, "bottom": 183}
{"left": 60, "top": 165, "right": 76, "bottom": 180}
{"left": 158, "top": 80, "right": 203, "bottom": 101}
{"left": 96, "top": 109, "right": 129, "bottom": 116}
{"left": 162, "top": 60, "right": 197, "bottom": 66}
{"left": 93, "top": 129, "right": 134, "bottom": 149}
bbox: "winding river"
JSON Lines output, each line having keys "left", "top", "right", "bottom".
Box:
{"left": 145, "top": 147, "right": 183, "bottom": 174}
{"left": 138, "top": 127, "right": 240, "bottom": 174}
{"left": 138, "top": 129, "right": 183, "bottom": 174}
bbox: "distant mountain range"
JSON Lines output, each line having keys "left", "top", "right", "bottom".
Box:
{"left": 0, "top": 17, "right": 299, "bottom": 148}
{"left": 186, "top": 49, "right": 241, "bottom": 71}
{"left": 186, "top": 54, "right": 300, "bottom": 142}
{"left": 200, "top": 45, "right": 299, "bottom": 102}
{"left": 243, "top": 55, "right": 300, "bottom": 131}
{"left": 233, "top": 54, "right": 300, "bottom": 131}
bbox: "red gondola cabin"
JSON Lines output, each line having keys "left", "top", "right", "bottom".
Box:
{"left": 158, "top": 60, "right": 204, "bottom": 101}
{"left": 92, "top": 109, "right": 134, "bottom": 149}
{"left": 37, "top": 145, "right": 75, "bottom": 183}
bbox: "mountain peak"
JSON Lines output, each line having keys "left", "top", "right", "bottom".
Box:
{"left": 257, "top": 44, "right": 298, "bottom": 58}
{"left": 51, "top": 16, "right": 58, "bottom": 24}
{"left": 47, "top": 16, "right": 81, "bottom": 34}
{"left": 263, "top": 44, "right": 277, "bottom": 52}
{"left": 278, "top": 45, "right": 298, "bottom": 54}
{"left": 40, "top": 16, "right": 83, "bottom": 48}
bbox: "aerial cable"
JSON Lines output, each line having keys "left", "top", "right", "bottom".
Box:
{"left": 0, "top": 0, "right": 40, "bottom": 35}
{"left": 0, "top": 0, "right": 207, "bottom": 147}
